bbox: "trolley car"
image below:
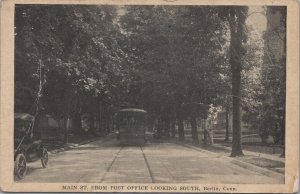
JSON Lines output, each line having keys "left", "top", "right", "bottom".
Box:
{"left": 115, "top": 108, "right": 147, "bottom": 145}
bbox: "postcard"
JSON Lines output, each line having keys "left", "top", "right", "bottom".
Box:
{"left": 0, "top": 0, "right": 298, "bottom": 192}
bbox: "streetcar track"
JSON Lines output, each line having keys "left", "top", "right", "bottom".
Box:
{"left": 99, "top": 146, "right": 123, "bottom": 183}
{"left": 140, "top": 146, "right": 155, "bottom": 183}
{"left": 174, "top": 141, "right": 213, "bottom": 154}
{"left": 75, "top": 137, "right": 118, "bottom": 182}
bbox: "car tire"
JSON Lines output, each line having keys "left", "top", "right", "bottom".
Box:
{"left": 14, "top": 153, "right": 27, "bottom": 179}
{"left": 41, "top": 148, "right": 48, "bottom": 168}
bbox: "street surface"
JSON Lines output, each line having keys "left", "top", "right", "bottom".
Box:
{"left": 18, "top": 137, "right": 283, "bottom": 183}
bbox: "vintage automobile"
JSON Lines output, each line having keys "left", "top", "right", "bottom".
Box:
{"left": 14, "top": 113, "right": 48, "bottom": 179}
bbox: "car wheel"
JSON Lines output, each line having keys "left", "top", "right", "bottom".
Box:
{"left": 14, "top": 153, "right": 27, "bottom": 179}
{"left": 41, "top": 148, "right": 48, "bottom": 168}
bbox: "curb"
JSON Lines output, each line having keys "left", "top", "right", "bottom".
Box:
{"left": 176, "top": 141, "right": 285, "bottom": 180}
{"left": 175, "top": 141, "right": 221, "bottom": 157}
{"left": 212, "top": 143, "right": 285, "bottom": 163}
{"left": 229, "top": 159, "right": 285, "bottom": 181}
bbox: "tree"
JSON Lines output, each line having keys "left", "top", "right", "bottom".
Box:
{"left": 262, "top": 6, "right": 286, "bottom": 156}
{"left": 218, "top": 6, "right": 248, "bottom": 156}
{"left": 15, "top": 5, "right": 132, "bottom": 140}
{"left": 119, "top": 6, "right": 227, "bottom": 141}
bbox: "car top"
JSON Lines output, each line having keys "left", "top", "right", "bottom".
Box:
{"left": 14, "top": 113, "right": 34, "bottom": 121}
{"left": 117, "top": 108, "right": 147, "bottom": 113}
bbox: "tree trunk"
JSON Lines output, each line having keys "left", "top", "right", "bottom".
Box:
{"left": 99, "top": 103, "right": 105, "bottom": 135}
{"left": 228, "top": 8, "right": 247, "bottom": 157}
{"left": 33, "top": 113, "right": 43, "bottom": 140}
{"left": 164, "top": 116, "right": 170, "bottom": 138}
{"left": 230, "top": 53, "right": 244, "bottom": 156}
{"left": 102, "top": 107, "right": 108, "bottom": 135}
{"left": 106, "top": 113, "right": 111, "bottom": 134}
{"left": 170, "top": 114, "right": 176, "bottom": 138}
{"left": 203, "top": 119, "right": 208, "bottom": 145}
{"left": 100, "top": 106, "right": 103, "bottom": 132}
{"left": 281, "top": 12, "right": 286, "bottom": 158}
{"left": 280, "top": 106, "right": 285, "bottom": 157}
{"left": 89, "top": 112, "right": 95, "bottom": 135}
{"left": 190, "top": 116, "right": 199, "bottom": 144}
{"left": 177, "top": 116, "right": 185, "bottom": 141}
{"left": 73, "top": 112, "right": 82, "bottom": 135}
{"left": 155, "top": 118, "right": 162, "bottom": 138}
{"left": 64, "top": 116, "right": 71, "bottom": 143}
{"left": 225, "top": 108, "right": 229, "bottom": 141}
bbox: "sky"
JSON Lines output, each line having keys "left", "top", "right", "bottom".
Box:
{"left": 247, "top": 6, "right": 267, "bottom": 33}
{"left": 117, "top": 5, "right": 267, "bottom": 33}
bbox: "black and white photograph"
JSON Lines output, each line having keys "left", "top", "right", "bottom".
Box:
{"left": 0, "top": 0, "right": 299, "bottom": 192}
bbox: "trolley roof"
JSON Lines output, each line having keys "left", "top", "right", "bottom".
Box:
{"left": 117, "top": 108, "right": 147, "bottom": 113}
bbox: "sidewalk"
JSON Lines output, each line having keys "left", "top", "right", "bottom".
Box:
{"left": 212, "top": 143, "right": 285, "bottom": 174}
{"left": 174, "top": 138, "right": 285, "bottom": 176}
{"left": 213, "top": 143, "right": 284, "bottom": 162}
{"left": 43, "top": 135, "right": 104, "bottom": 155}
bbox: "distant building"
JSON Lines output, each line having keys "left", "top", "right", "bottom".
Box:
{"left": 209, "top": 109, "right": 251, "bottom": 132}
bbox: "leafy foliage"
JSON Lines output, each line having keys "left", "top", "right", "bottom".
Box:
{"left": 15, "top": 5, "right": 286, "bottom": 151}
